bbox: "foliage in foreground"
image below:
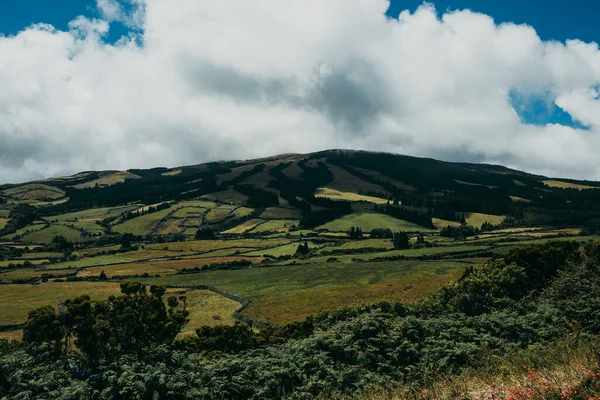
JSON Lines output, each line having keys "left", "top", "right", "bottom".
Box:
{"left": 1, "top": 241, "right": 600, "bottom": 399}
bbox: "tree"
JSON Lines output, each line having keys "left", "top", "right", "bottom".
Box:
{"left": 393, "top": 232, "right": 410, "bottom": 249}
{"left": 98, "top": 270, "right": 108, "bottom": 280}
{"left": 296, "top": 241, "right": 310, "bottom": 255}
{"left": 349, "top": 226, "right": 363, "bottom": 239}
{"left": 195, "top": 228, "right": 215, "bottom": 240}
{"left": 22, "top": 305, "right": 66, "bottom": 354}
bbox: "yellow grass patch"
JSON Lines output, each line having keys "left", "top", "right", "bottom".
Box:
{"left": 542, "top": 180, "right": 599, "bottom": 190}
{"left": 77, "top": 263, "right": 177, "bottom": 278}
{"left": 510, "top": 195, "right": 532, "bottom": 203}
{"left": 171, "top": 289, "right": 240, "bottom": 337}
{"left": 205, "top": 206, "right": 235, "bottom": 222}
{"left": 454, "top": 180, "right": 497, "bottom": 189}
{"left": 432, "top": 218, "right": 462, "bottom": 229}
{"left": 72, "top": 171, "right": 141, "bottom": 189}
{"left": 315, "top": 187, "right": 388, "bottom": 204}
{"left": 3, "top": 184, "right": 65, "bottom": 200}
{"left": 464, "top": 213, "right": 506, "bottom": 228}
{"left": 161, "top": 169, "right": 182, "bottom": 176}
{"left": 0, "top": 282, "right": 123, "bottom": 325}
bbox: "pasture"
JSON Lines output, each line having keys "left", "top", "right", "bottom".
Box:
{"left": 20, "top": 225, "right": 84, "bottom": 244}
{"left": 144, "top": 259, "right": 468, "bottom": 324}
{"left": 112, "top": 207, "right": 173, "bottom": 235}
{"left": 542, "top": 180, "right": 600, "bottom": 190}
{"left": 464, "top": 212, "right": 506, "bottom": 228}
{"left": 317, "top": 212, "right": 435, "bottom": 232}
{"left": 260, "top": 207, "right": 302, "bottom": 219}
{"left": 315, "top": 187, "right": 388, "bottom": 204}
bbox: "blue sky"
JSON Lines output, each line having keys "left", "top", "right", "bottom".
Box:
{"left": 1, "top": 0, "right": 597, "bottom": 43}
{"left": 0, "top": 0, "right": 593, "bottom": 129}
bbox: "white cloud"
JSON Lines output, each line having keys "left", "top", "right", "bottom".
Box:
{"left": 1, "top": 0, "right": 600, "bottom": 183}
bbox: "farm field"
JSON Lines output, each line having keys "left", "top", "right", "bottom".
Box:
{"left": 142, "top": 259, "right": 468, "bottom": 324}
{"left": 314, "top": 187, "right": 388, "bottom": 204}
{"left": 76, "top": 262, "right": 178, "bottom": 278}
{"left": 259, "top": 207, "right": 302, "bottom": 219}
{"left": 20, "top": 224, "right": 84, "bottom": 244}
{"left": 249, "top": 219, "right": 297, "bottom": 233}
{"left": 317, "top": 212, "right": 435, "bottom": 232}
{"left": 112, "top": 207, "right": 174, "bottom": 235}
{"left": 542, "top": 180, "right": 600, "bottom": 190}
{"left": 221, "top": 219, "right": 265, "bottom": 234}
{"left": 464, "top": 212, "right": 506, "bottom": 228}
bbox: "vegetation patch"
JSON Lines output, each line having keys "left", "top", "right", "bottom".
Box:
{"left": 317, "top": 212, "right": 434, "bottom": 232}
{"left": 77, "top": 263, "right": 177, "bottom": 278}
{"left": 259, "top": 207, "right": 302, "bottom": 219}
{"left": 72, "top": 171, "right": 141, "bottom": 189}
{"left": 0, "top": 281, "right": 122, "bottom": 325}
{"left": 221, "top": 219, "right": 265, "bottom": 234}
{"left": 20, "top": 224, "right": 83, "bottom": 244}
{"left": 113, "top": 207, "right": 173, "bottom": 235}
{"left": 542, "top": 179, "right": 600, "bottom": 190}
{"left": 315, "top": 187, "right": 388, "bottom": 204}
{"left": 249, "top": 219, "right": 297, "bottom": 233}
{"left": 464, "top": 212, "right": 506, "bottom": 228}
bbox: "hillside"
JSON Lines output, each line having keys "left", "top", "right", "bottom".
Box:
{"left": 2, "top": 150, "right": 600, "bottom": 399}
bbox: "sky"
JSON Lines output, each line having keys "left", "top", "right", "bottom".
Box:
{"left": 1, "top": 1, "right": 600, "bottom": 183}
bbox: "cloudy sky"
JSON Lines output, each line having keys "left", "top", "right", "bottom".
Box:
{"left": 1, "top": 0, "right": 600, "bottom": 183}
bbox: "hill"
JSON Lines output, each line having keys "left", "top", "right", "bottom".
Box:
{"left": 1, "top": 150, "right": 600, "bottom": 398}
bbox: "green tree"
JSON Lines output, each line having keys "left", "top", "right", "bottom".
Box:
{"left": 393, "top": 232, "right": 410, "bottom": 249}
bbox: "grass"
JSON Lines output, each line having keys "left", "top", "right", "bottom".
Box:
{"left": 113, "top": 207, "right": 173, "bottom": 235}
{"left": 149, "top": 256, "right": 263, "bottom": 270}
{"left": 232, "top": 207, "right": 254, "bottom": 218}
{"left": 316, "top": 239, "right": 394, "bottom": 253}
{"left": 0, "top": 259, "right": 50, "bottom": 267}
{"left": 146, "top": 238, "right": 290, "bottom": 252}
{"left": 0, "top": 268, "right": 75, "bottom": 281}
{"left": 0, "top": 282, "right": 123, "bottom": 325}
{"left": 432, "top": 218, "right": 462, "bottom": 229}
{"left": 2, "top": 222, "right": 46, "bottom": 240}
{"left": 72, "top": 171, "right": 141, "bottom": 189}
{"left": 172, "top": 207, "right": 206, "bottom": 218}
{"left": 77, "top": 263, "right": 178, "bottom": 278}
{"left": 205, "top": 206, "right": 235, "bottom": 222}
{"left": 170, "top": 288, "right": 240, "bottom": 337}
{"left": 144, "top": 260, "right": 466, "bottom": 324}
{"left": 73, "top": 245, "right": 121, "bottom": 257}
{"left": 249, "top": 219, "right": 298, "bottom": 233}
{"left": 3, "top": 184, "right": 65, "bottom": 200}
{"left": 0, "top": 218, "right": 7, "bottom": 230}
{"left": 58, "top": 220, "right": 105, "bottom": 236}
{"left": 241, "top": 242, "right": 321, "bottom": 257}
{"left": 317, "top": 213, "right": 435, "bottom": 233}
{"left": 315, "top": 187, "right": 389, "bottom": 204}
{"left": 48, "top": 205, "right": 137, "bottom": 223}
{"left": 260, "top": 207, "right": 303, "bottom": 219}
{"left": 154, "top": 218, "right": 185, "bottom": 235}
{"left": 21, "top": 225, "right": 83, "bottom": 244}
{"left": 0, "top": 208, "right": 11, "bottom": 218}
{"left": 464, "top": 212, "right": 506, "bottom": 228}
{"left": 44, "top": 254, "right": 133, "bottom": 270}
{"left": 221, "top": 219, "right": 266, "bottom": 234}
{"left": 202, "top": 189, "right": 249, "bottom": 205}
{"left": 542, "top": 180, "right": 600, "bottom": 190}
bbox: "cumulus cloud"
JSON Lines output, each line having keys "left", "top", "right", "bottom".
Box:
{"left": 1, "top": 0, "right": 600, "bottom": 183}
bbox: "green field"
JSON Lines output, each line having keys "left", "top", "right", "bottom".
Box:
{"left": 260, "top": 207, "right": 302, "bottom": 219}
{"left": 2, "top": 222, "right": 46, "bottom": 239}
{"left": 48, "top": 205, "right": 137, "bottom": 223}
{"left": 249, "top": 219, "right": 298, "bottom": 233}
{"left": 77, "top": 263, "right": 178, "bottom": 278}
{"left": 44, "top": 254, "right": 133, "bottom": 270}
{"left": 20, "top": 224, "right": 84, "bottom": 244}
{"left": 205, "top": 206, "right": 235, "bottom": 222}
{"left": 113, "top": 207, "right": 174, "bottom": 235}
{"left": 143, "top": 259, "right": 467, "bottom": 324}
{"left": 317, "top": 212, "right": 435, "bottom": 233}
{"left": 221, "top": 219, "right": 265, "bottom": 234}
